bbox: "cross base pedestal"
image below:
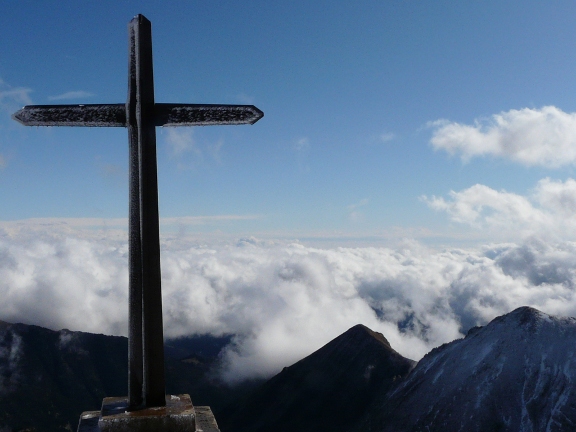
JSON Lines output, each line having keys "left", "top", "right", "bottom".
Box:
{"left": 76, "top": 394, "right": 220, "bottom": 432}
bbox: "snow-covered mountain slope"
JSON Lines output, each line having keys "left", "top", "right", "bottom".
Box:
{"left": 363, "top": 306, "right": 576, "bottom": 432}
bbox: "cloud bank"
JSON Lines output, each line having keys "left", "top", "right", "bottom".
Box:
{"left": 47, "top": 91, "right": 94, "bottom": 101}
{"left": 430, "top": 106, "right": 576, "bottom": 167}
{"left": 2, "top": 221, "right": 576, "bottom": 383}
{"left": 423, "top": 178, "right": 576, "bottom": 239}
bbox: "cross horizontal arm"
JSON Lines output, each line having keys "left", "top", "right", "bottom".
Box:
{"left": 154, "top": 104, "right": 264, "bottom": 126}
{"left": 12, "top": 103, "right": 264, "bottom": 128}
{"left": 12, "top": 104, "right": 126, "bottom": 127}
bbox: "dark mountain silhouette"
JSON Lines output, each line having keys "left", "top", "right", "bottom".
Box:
{"left": 217, "top": 324, "right": 415, "bottom": 432}
{"left": 359, "top": 306, "right": 576, "bottom": 432}
{"left": 0, "top": 322, "right": 258, "bottom": 432}
{"left": 0, "top": 322, "right": 127, "bottom": 431}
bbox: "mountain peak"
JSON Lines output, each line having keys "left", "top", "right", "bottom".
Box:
{"left": 219, "top": 324, "right": 414, "bottom": 432}
{"left": 344, "top": 324, "right": 391, "bottom": 348}
{"left": 482, "top": 306, "right": 570, "bottom": 338}
{"left": 505, "top": 305, "right": 548, "bottom": 323}
{"left": 466, "top": 306, "right": 558, "bottom": 339}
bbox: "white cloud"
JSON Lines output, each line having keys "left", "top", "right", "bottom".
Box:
{"left": 0, "top": 80, "right": 32, "bottom": 113}
{"left": 236, "top": 93, "right": 255, "bottom": 104}
{"left": 3, "top": 221, "right": 576, "bottom": 383}
{"left": 0, "top": 89, "right": 32, "bottom": 106}
{"left": 422, "top": 178, "right": 576, "bottom": 239}
{"left": 207, "top": 139, "right": 223, "bottom": 164}
{"left": 0, "top": 88, "right": 32, "bottom": 105}
{"left": 535, "top": 177, "right": 576, "bottom": 216}
{"left": 430, "top": 106, "right": 576, "bottom": 167}
{"left": 162, "top": 129, "right": 223, "bottom": 168}
{"left": 293, "top": 137, "right": 310, "bottom": 172}
{"left": 348, "top": 198, "right": 369, "bottom": 210}
{"left": 294, "top": 137, "right": 309, "bottom": 152}
{"left": 163, "top": 129, "right": 202, "bottom": 171}
{"left": 162, "top": 215, "right": 262, "bottom": 226}
{"left": 347, "top": 198, "right": 369, "bottom": 223}
{"left": 47, "top": 91, "right": 94, "bottom": 101}
{"left": 0, "top": 216, "right": 262, "bottom": 234}
{"left": 165, "top": 129, "right": 199, "bottom": 157}
{"left": 380, "top": 132, "right": 395, "bottom": 142}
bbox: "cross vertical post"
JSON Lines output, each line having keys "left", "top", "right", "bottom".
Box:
{"left": 127, "top": 15, "right": 165, "bottom": 409}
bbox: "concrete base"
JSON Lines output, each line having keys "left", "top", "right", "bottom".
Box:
{"left": 99, "top": 394, "right": 195, "bottom": 432}
{"left": 77, "top": 394, "right": 220, "bottom": 432}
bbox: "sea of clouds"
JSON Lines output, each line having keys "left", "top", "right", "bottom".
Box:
{"left": 2, "top": 218, "right": 576, "bottom": 383}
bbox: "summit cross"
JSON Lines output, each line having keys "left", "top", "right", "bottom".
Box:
{"left": 12, "top": 14, "right": 263, "bottom": 410}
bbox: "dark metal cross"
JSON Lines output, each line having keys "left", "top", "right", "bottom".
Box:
{"left": 12, "top": 14, "right": 263, "bottom": 410}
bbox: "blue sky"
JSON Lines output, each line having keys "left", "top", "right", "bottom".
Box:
{"left": 5, "top": 2, "right": 576, "bottom": 378}
{"left": 3, "top": 1, "right": 576, "bottom": 242}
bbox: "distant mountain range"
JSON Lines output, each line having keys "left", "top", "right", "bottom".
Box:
{"left": 1, "top": 307, "right": 576, "bottom": 431}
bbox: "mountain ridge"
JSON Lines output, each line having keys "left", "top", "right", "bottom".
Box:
{"left": 3, "top": 306, "right": 576, "bottom": 431}
{"left": 359, "top": 306, "right": 576, "bottom": 432}
{"left": 217, "top": 323, "right": 415, "bottom": 432}
{"left": 0, "top": 322, "right": 257, "bottom": 432}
